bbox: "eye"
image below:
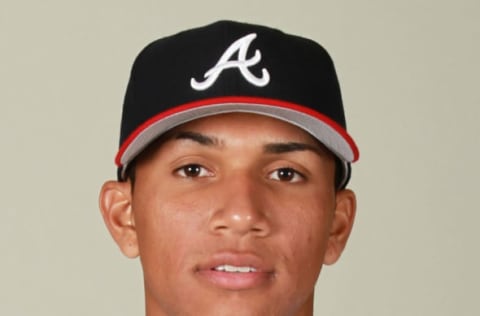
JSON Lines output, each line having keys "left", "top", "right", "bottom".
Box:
{"left": 175, "top": 164, "right": 213, "bottom": 178}
{"left": 268, "top": 167, "right": 304, "bottom": 183}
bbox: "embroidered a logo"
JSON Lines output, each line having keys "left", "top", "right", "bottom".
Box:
{"left": 190, "top": 33, "right": 270, "bottom": 91}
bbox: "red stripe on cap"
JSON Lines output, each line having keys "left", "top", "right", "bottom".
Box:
{"left": 115, "top": 96, "right": 359, "bottom": 167}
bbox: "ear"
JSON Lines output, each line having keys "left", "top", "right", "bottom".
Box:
{"left": 323, "top": 189, "right": 357, "bottom": 265}
{"left": 99, "top": 180, "right": 139, "bottom": 258}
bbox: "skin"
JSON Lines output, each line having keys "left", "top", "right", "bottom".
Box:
{"left": 100, "top": 113, "right": 356, "bottom": 316}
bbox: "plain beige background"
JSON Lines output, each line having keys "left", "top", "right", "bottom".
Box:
{"left": 2, "top": 0, "right": 479, "bottom": 315}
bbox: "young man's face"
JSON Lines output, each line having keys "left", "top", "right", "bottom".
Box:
{"left": 100, "top": 113, "right": 356, "bottom": 316}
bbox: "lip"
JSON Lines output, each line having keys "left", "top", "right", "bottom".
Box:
{"left": 195, "top": 251, "right": 274, "bottom": 290}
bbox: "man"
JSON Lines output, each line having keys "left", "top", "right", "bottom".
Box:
{"left": 99, "top": 20, "right": 359, "bottom": 316}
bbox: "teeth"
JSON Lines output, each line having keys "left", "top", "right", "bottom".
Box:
{"left": 214, "top": 265, "right": 257, "bottom": 273}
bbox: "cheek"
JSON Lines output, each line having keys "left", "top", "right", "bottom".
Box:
{"left": 132, "top": 188, "right": 215, "bottom": 267}
{"left": 274, "top": 194, "right": 335, "bottom": 269}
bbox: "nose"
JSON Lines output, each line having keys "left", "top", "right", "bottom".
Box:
{"left": 208, "top": 173, "right": 271, "bottom": 238}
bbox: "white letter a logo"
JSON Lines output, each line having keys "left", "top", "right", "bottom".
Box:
{"left": 190, "top": 33, "right": 270, "bottom": 91}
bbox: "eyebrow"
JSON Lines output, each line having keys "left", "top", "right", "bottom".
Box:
{"left": 264, "top": 142, "right": 328, "bottom": 156}
{"left": 172, "top": 130, "right": 328, "bottom": 156}
{"left": 173, "top": 131, "right": 219, "bottom": 146}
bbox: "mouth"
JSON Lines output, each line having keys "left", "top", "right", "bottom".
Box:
{"left": 196, "top": 252, "right": 274, "bottom": 290}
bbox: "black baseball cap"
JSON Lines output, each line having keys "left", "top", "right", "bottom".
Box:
{"left": 115, "top": 20, "right": 359, "bottom": 188}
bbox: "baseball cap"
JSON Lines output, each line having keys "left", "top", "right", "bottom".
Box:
{"left": 115, "top": 20, "right": 359, "bottom": 188}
